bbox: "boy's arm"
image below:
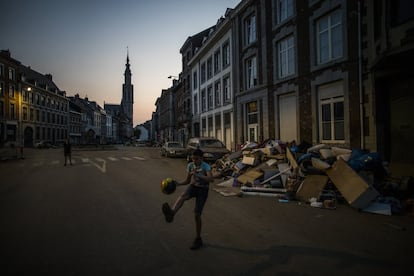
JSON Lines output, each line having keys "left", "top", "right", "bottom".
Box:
{"left": 196, "top": 170, "right": 214, "bottom": 183}
{"left": 177, "top": 172, "right": 192, "bottom": 186}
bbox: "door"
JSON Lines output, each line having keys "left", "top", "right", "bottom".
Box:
{"left": 279, "top": 93, "right": 297, "bottom": 142}
{"left": 248, "top": 124, "right": 258, "bottom": 142}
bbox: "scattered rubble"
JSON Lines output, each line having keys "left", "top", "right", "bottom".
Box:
{"left": 213, "top": 140, "right": 414, "bottom": 216}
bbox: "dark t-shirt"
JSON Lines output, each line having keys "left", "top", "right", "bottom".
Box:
{"left": 64, "top": 142, "right": 71, "bottom": 154}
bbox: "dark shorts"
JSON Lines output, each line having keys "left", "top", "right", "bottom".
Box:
{"left": 185, "top": 184, "right": 209, "bottom": 214}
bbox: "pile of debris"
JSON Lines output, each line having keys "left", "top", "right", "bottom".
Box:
{"left": 212, "top": 140, "right": 414, "bottom": 216}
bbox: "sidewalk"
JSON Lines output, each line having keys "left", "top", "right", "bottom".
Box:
{"left": 0, "top": 145, "right": 23, "bottom": 161}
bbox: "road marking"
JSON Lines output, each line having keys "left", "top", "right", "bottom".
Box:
{"left": 89, "top": 158, "right": 106, "bottom": 173}
{"left": 82, "top": 158, "right": 90, "bottom": 163}
{"left": 108, "top": 157, "right": 118, "bottom": 161}
{"left": 33, "top": 162, "right": 43, "bottom": 167}
{"left": 133, "top": 156, "right": 146, "bottom": 161}
{"left": 121, "top": 157, "right": 132, "bottom": 161}
{"left": 96, "top": 158, "right": 105, "bottom": 162}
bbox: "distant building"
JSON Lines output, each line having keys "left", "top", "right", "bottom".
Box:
{"left": 135, "top": 125, "right": 149, "bottom": 141}
{"left": 104, "top": 52, "right": 134, "bottom": 141}
{"left": 0, "top": 50, "right": 69, "bottom": 148}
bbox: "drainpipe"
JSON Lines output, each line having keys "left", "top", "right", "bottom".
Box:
{"left": 358, "top": 0, "right": 365, "bottom": 149}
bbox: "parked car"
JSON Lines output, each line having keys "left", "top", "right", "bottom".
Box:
{"left": 35, "top": 141, "right": 55, "bottom": 149}
{"left": 161, "top": 141, "right": 187, "bottom": 158}
{"left": 186, "top": 137, "right": 230, "bottom": 162}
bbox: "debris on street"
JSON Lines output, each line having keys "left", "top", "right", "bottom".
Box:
{"left": 212, "top": 140, "right": 414, "bottom": 216}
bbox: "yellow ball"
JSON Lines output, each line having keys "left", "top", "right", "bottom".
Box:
{"left": 161, "top": 178, "right": 176, "bottom": 194}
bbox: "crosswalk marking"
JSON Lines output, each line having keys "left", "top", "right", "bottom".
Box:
{"left": 133, "top": 156, "right": 145, "bottom": 161}
{"left": 33, "top": 162, "right": 43, "bottom": 167}
{"left": 21, "top": 155, "right": 148, "bottom": 168}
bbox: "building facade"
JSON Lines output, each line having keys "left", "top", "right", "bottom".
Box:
{"left": 0, "top": 50, "right": 21, "bottom": 147}
{"left": 189, "top": 11, "right": 235, "bottom": 150}
{"left": 362, "top": 0, "right": 414, "bottom": 174}
{"left": 1, "top": 50, "right": 69, "bottom": 148}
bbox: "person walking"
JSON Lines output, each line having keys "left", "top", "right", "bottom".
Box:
{"left": 162, "top": 149, "right": 214, "bottom": 250}
{"left": 63, "top": 139, "right": 72, "bottom": 166}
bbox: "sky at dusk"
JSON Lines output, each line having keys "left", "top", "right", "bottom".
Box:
{"left": 0, "top": 0, "right": 241, "bottom": 125}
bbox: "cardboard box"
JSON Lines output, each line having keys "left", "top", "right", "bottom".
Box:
{"left": 237, "top": 170, "right": 263, "bottom": 185}
{"left": 296, "top": 175, "right": 329, "bottom": 202}
{"left": 286, "top": 147, "right": 298, "bottom": 170}
{"left": 326, "top": 159, "right": 380, "bottom": 209}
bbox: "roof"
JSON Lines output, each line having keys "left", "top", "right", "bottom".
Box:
{"left": 19, "top": 64, "right": 63, "bottom": 95}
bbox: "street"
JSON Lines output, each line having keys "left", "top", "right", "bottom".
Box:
{"left": 0, "top": 146, "right": 413, "bottom": 276}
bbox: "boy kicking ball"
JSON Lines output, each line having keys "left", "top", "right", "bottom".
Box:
{"left": 162, "top": 149, "right": 214, "bottom": 250}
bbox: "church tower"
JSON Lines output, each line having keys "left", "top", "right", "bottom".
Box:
{"left": 121, "top": 50, "right": 134, "bottom": 126}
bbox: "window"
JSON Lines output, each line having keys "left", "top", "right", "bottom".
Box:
{"left": 390, "top": 0, "right": 414, "bottom": 26}
{"left": 245, "top": 14, "right": 257, "bottom": 45}
{"left": 201, "top": 89, "right": 206, "bottom": 112}
{"left": 193, "top": 94, "right": 198, "bottom": 114}
{"left": 320, "top": 98, "right": 344, "bottom": 141}
{"left": 215, "top": 114, "right": 221, "bottom": 128}
{"left": 214, "top": 49, "right": 221, "bottom": 74}
{"left": 30, "top": 108, "right": 34, "bottom": 121}
{"left": 193, "top": 71, "right": 198, "bottom": 90}
{"left": 246, "top": 56, "right": 257, "bottom": 89}
{"left": 247, "top": 101, "right": 258, "bottom": 124}
{"left": 278, "top": 36, "right": 295, "bottom": 78}
{"left": 23, "top": 89, "right": 29, "bottom": 102}
{"left": 10, "top": 103, "right": 15, "bottom": 119}
{"left": 214, "top": 81, "right": 221, "bottom": 107}
{"left": 223, "top": 76, "right": 231, "bottom": 103}
{"left": 316, "top": 10, "right": 343, "bottom": 64}
{"left": 318, "top": 82, "right": 345, "bottom": 142}
{"left": 275, "top": 0, "right": 294, "bottom": 24}
{"left": 207, "top": 57, "right": 213, "bottom": 79}
{"left": 23, "top": 106, "right": 28, "bottom": 121}
{"left": 207, "top": 86, "right": 213, "bottom": 110}
{"left": 201, "top": 62, "right": 206, "bottom": 83}
{"left": 0, "top": 82, "right": 4, "bottom": 96}
{"left": 8, "top": 68, "right": 15, "bottom": 81}
{"left": 224, "top": 112, "right": 231, "bottom": 126}
{"left": 9, "top": 85, "right": 14, "bottom": 98}
{"left": 222, "top": 41, "right": 230, "bottom": 68}
{"left": 0, "top": 64, "right": 3, "bottom": 77}
{"left": 0, "top": 101, "right": 3, "bottom": 117}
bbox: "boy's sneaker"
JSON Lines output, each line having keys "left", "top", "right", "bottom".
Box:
{"left": 162, "top": 202, "right": 174, "bottom": 223}
{"left": 190, "top": 237, "right": 203, "bottom": 250}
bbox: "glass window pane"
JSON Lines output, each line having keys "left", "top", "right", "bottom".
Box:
{"left": 334, "top": 121, "right": 344, "bottom": 140}
{"left": 288, "top": 48, "right": 295, "bottom": 74}
{"left": 321, "top": 104, "right": 331, "bottom": 122}
{"left": 332, "top": 26, "right": 343, "bottom": 58}
{"left": 331, "top": 11, "right": 341, "bottom": 25}
{"left": 318, "top": 18, "right": 328, "bottom": 32}
{"left": 334, "top": 102, "right": 344, "bottom": 120}
{"left": 248, "top": 101, "right": 257, "bottom": 112}
{"left": 319, "top": 32, "right": 329, "bottom": 63}
{"left": 248, "top": 114, "right": 258, "bottom": 124}
{"left": 322, "top": 122, "right": 331, "bottom": 140}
